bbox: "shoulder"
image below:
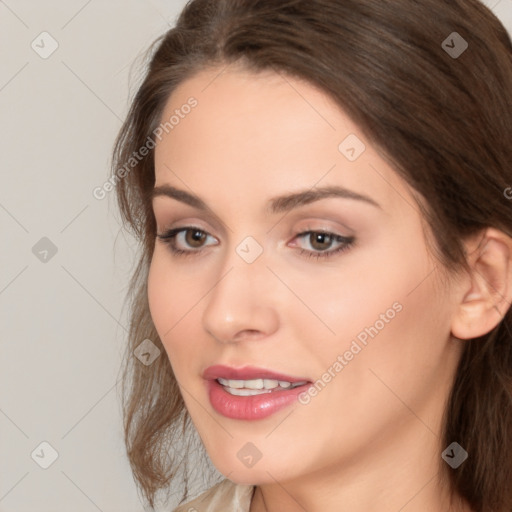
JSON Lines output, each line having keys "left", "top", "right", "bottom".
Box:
{"left": 173, "top": 478, "right": 255, "bottom": 512}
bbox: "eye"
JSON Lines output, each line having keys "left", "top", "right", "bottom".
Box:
{"left": 156, "top": 226, "right": 217, "bottom": 256}
{"left": 156, "top": 226, "right": 355, "bottom": 261}
{"left": 291, "top": 230, "right": 355, "bottom": 260}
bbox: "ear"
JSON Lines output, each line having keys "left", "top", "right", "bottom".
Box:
{"left": 451, "top": 227, "right": 512, "bottom": 340}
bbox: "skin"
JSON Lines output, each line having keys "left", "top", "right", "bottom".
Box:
{"left": 148, "top": 63, "right": 512, "bottom": 512}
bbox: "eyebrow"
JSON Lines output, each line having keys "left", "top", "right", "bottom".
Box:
{"left": 151, "top": 184, "right": 382, "bottom": 214}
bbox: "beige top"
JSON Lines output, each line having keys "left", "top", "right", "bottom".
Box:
{"left": 174, "top": 479, "right": 255, "bottom": 511}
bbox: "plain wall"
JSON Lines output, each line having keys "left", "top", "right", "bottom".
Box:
{"left": 1, "top": 1, "right": 511, "bottom": 511}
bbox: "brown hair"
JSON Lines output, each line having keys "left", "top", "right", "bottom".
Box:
{"left": 112, "top": 0, "right": 512, "bottom": 509}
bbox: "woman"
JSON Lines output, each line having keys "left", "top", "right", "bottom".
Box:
{"left": 112, "top": 0, "right": 512, "bottom": 510}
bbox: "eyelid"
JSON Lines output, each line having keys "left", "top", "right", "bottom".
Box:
{"left": 153, "top": 201, "right": 358, "bottom": 235}
{"left": 291, "top": 221, "right": 353, "bottom": 240}
{"left": 157, "top": 226, "right": 218, "bottom": 245}
{"left": 153, "top": 205, "right": 228, "bottom": 236}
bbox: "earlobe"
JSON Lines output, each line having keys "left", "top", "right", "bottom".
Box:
{"left": 451, "top": 228, "right": 512, "bottom": 340}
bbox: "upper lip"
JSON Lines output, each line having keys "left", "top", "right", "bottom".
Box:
{"left": 203, "top": 365, "right": 311, "bottom": 383}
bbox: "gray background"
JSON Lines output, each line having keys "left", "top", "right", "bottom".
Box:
{"left": 1, "top": 1, "right": 511, "bottom": 511}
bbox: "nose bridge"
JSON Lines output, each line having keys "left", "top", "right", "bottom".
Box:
{"left": 201, "top": 236, "right": 279, "bottom": 343}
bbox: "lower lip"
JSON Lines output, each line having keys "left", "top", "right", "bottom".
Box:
{"left": 207, "top": 379, "right": 312, "bottom": 420}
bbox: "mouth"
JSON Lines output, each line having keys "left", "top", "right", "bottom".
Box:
{"left": 216, "top": 377, "right": 308, "bottom": 396}
{"left": 203, "top": 365, "right": 312, "bottom": 420}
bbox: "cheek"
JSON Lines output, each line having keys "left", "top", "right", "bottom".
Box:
{"left": 286, "top": 236, "right": 449, "bottom": 388}
{"left": 147, "top": 254, "right": 172, "bottom": 334}
{"left": 315, "top": 255, "right": 453, "bottom": 420}
{"left": 147, "top": 250, "right": 213, "bottom": 373}
{"left": 278, "top": 244, "right": 425, "bottom": 356}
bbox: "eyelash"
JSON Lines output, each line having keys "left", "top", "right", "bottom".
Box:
{"left": 156, "top": 226, "right": 355, "bottom": 260}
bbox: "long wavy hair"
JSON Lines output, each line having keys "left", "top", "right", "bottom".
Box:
{"left": 111, "top": 0, "right": 512, "bottom": 509}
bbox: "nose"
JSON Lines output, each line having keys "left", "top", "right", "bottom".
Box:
{"left": 201, "top": 246, "right": 280, "bottom": 344}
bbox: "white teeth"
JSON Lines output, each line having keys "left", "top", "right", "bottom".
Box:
{"left": 217, "top": 377, "right": 308, "bottom": 393}
{"left": 245, "top": 379, "right": 264, "bottom": 389}
{"left": 217, "top": 378, "right": 244, "bottom": 388}
{"left": 263, "top": 379, "right": 279, "bottom": 389}
{"left": 225, "top": 388, "right": 271, "bottom": 396}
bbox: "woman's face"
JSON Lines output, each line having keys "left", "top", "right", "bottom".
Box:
{"left": 148, "top": 65, "right": 465, "bottom": 487}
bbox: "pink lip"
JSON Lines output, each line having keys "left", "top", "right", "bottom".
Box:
{"left": 203, "top": 365, "right": 312, "bottom": 420}
{"left": 202, "top": 364, "right": 309, "bottom": 383}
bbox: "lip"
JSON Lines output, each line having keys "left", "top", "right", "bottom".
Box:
{"left": 203, "top": 365, "right": 312, "bottom": 420}
{"left": 202, "top": 364, "right": 310, "bottom": 383}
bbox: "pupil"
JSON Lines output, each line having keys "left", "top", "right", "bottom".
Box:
{"left": 187, "top": 230, "right": 205, "bottom": 247}
{"left": 312, "top": 233, "right": 331, "bottom": 250}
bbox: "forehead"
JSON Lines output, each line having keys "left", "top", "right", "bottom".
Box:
{"left": 153, "top": 65, "right": 416, "bottom": 218}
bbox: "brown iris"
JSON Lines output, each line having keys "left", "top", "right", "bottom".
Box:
{"left": 309, "top": 232, "right": 334, "bottom": 251}
{"left": 185, "top": 229, "right": 207, "bottom": 248}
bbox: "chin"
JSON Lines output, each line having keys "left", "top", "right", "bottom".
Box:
{"left": 212, "top": 454, "right": 300, "bottom": 486}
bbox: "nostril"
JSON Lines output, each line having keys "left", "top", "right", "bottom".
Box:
{"left": 232, "top": 330, "right": 264, "bottom": 342}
